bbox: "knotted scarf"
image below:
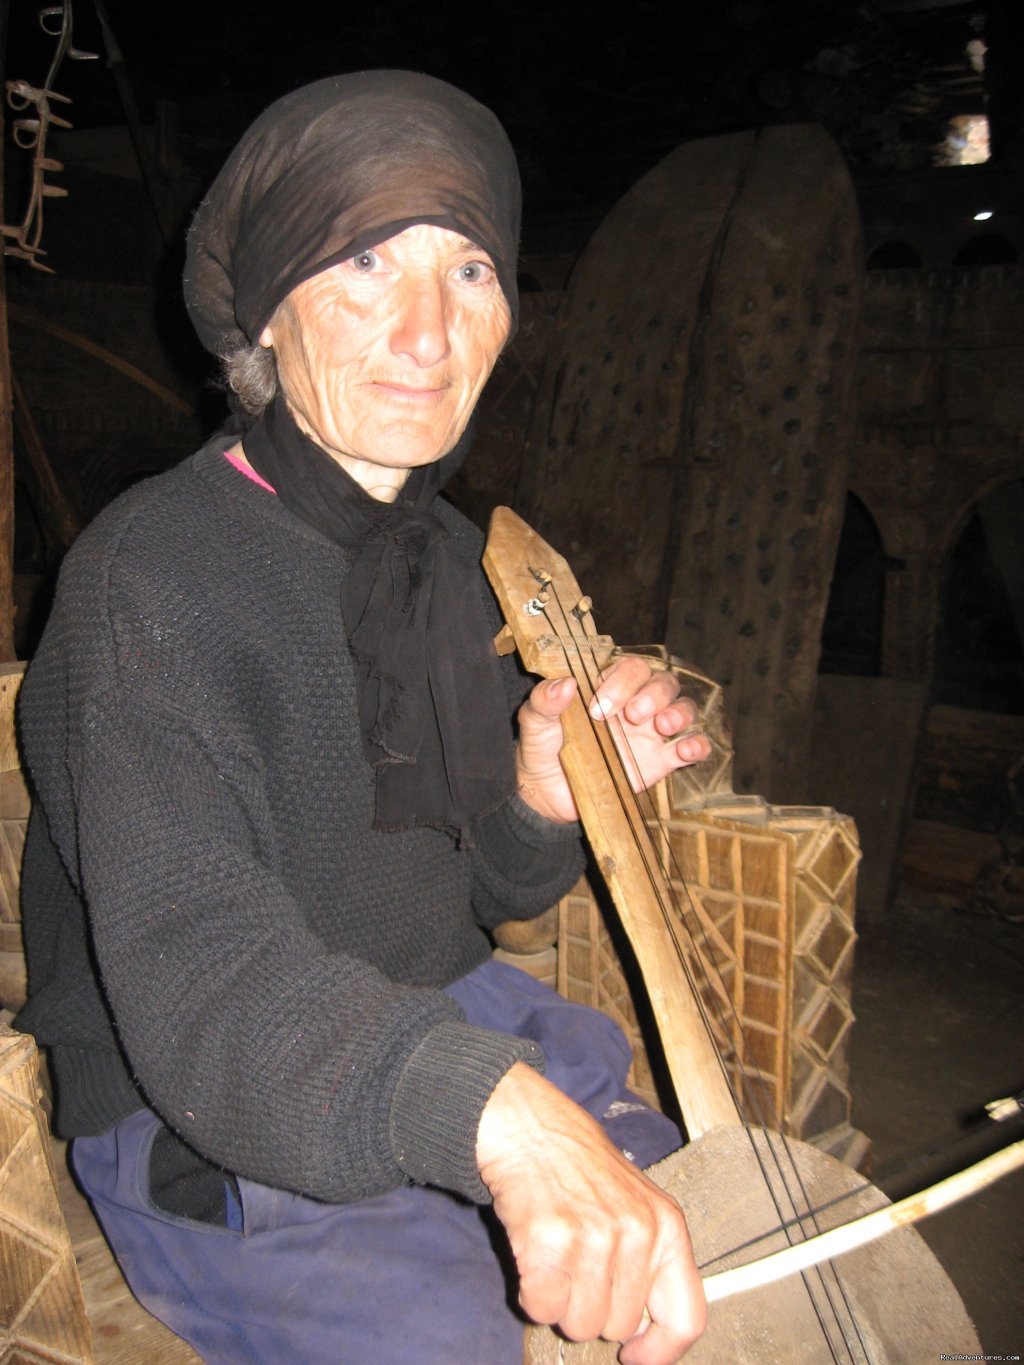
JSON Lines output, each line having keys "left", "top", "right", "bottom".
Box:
{"left": 244, "top": 398, "right": 516, "bottom": 833}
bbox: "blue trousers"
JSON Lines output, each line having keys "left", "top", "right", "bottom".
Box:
{"left": 72, "top": 960, "right": 681, "bottom": 1364}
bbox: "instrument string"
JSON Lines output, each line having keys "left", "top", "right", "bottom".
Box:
{"left": 536, "top": 576, "right": 873, "bottom": 1364}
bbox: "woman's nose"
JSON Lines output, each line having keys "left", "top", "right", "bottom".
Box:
{"left": 389, "top": 276, "right": 451, "bottom": 367}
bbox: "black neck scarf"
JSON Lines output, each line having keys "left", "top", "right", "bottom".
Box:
{"left": 245, "top": 398, "right": 515, "bottom": 835}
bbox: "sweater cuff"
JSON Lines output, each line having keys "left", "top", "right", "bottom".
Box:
{"left": 475, "top": 792, "right": 582, "bottom": 860}
{"left": 41, "top": 1044, "right": 147, "bottom": 1137}
{"left": 505, "top": 793, "right": 583, "bottom": 844}
{"left": 389, "top": 1020, "right": 544, "bottom": 1203}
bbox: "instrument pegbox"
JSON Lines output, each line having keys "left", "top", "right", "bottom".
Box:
{"left": 485, "top": 508, "right": 614, "bottom": 680}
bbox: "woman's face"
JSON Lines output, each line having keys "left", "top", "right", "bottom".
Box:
{"left": 259, "top": 224, "right": 511, "bottom": 501}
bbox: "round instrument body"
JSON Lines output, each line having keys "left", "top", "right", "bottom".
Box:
{"left": 525, "top": 1125, "right": 982, "bottom": 1364}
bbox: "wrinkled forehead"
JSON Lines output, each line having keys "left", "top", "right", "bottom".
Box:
{"left": 184, "top": 71, "right": 521, "bottom": 356}
{"left": 242, "top": 153, "right": 514, "bottom": 330}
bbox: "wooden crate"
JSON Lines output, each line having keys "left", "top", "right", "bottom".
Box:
{"left": 558, "top": 776, "right": 869, "bottom": 1169}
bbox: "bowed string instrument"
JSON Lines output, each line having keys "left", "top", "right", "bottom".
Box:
{"left": 483, "top": 507, "right": 1023, "bottom": 1364}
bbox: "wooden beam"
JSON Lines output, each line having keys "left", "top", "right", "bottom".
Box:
{"left": 0, "top": 0, "right": 18, "bottom": 662}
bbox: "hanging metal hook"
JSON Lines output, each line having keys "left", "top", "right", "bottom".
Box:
{"left": 2, "top": 2, "right": 98, "bottom": 271}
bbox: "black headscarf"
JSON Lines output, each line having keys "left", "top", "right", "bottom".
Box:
{"left": 183, "top": 71, "right": 521, "bottom": 834}
{"left": 184, "top": 69, "right": 520, "bottom": 355}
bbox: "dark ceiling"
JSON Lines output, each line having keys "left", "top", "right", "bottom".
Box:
{"left": 4, "top": 0, "right": 1022, "bottom": 229}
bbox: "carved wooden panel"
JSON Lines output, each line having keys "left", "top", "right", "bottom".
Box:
{"left": 558, "top": 781, "right": 867, "bottom": 1167}
{"left": 518, "top": 125, "right": 862, "bottom": 805}
{"left": 518, "top": 131, "right": 759, "bottom": 648}
{"left": 661, "top": 125, "right": 862, "bottom": 803}
{"left": 0, "top": 1023, "right": 93, "bottom": 1362}
{"left": 0, "top": 663, "right": 28, "bottom": 1015}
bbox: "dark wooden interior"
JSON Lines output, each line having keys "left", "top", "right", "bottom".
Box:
{"left": 2, "top": 0, "right": 1021, "bottom": 1356}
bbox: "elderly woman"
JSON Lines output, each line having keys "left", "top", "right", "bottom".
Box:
{"left": 17, "top": 72, "right": 707, "bottom": 1363}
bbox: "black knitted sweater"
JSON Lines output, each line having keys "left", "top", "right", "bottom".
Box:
{"left": 16, "top": 439, "right": 585, "bottom": 1206}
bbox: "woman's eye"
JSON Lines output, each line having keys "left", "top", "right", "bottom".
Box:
{"left": 458, "top": 261, "right": 490, "bottom": 283}
{"left": 352, "top": 250, "right": 380, "bottom": 273}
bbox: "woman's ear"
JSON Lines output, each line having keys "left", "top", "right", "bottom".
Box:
{"left": 258, "top": 324, "right": 275, "bottom": 349}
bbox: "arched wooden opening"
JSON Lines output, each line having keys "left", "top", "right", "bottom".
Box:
{"left": 819, "top": 492, "right": 886, "bottom": 678}
{"left": 933, "top": 481, "right": 1024, "bottom": 716}
{"left": 951, "top": 234, "right": 1017, "bottom": 268}
{"left": 904, "top": 480, "right": 1024, "bottom": 910}
{"left": 865, "top": 240, "right": 922, "bottom": 270}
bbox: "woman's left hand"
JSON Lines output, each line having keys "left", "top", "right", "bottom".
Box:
{"left": 514, "top": 655, "right": 711, "bottom": 826}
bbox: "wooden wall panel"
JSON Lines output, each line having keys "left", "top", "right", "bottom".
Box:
{"left": 518, "top": 126, "right": 862, "bottom": 806}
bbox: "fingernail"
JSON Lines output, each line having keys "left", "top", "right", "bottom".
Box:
{"left": 590, "top": 695, "right": 614, "bottom": 718}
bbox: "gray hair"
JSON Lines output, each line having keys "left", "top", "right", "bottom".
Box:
{"left": 220, "top": 339, "right": 279, "bottom": 418}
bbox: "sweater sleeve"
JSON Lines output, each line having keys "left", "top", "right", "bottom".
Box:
{"left": 17, "top": 496, "right": 545, "bottom": 1206}
{"left": 469, "top": 794, "right": 586, "bottom": 931}
{"left": 63, "top": 665, "right": 541, "bottom": 1204}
